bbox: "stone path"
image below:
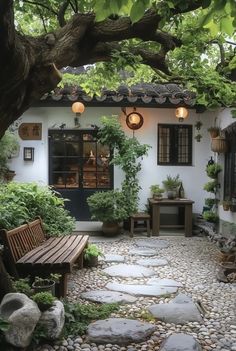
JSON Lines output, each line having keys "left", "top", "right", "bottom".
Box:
{"left": 49, "top": 235, "right": 236, "bottom": 351}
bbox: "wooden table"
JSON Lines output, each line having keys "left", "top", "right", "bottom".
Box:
{"left": 149, "top": 198, "right": 194, "bottom": 237}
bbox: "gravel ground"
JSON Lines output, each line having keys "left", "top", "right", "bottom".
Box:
{"left": 38, "top": 235, "right": 236, "bottom": 351}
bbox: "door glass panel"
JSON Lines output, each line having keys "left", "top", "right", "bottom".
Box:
{"left": 64, "top": 133, "right": 80, "bottom": 141}
{"left": 83, "top": 151, "right": 97, "bottom": 171}
{"left": 83, "top": 172, "right": 96, "bottom": 188}
{"left": 65, "top": 142, "right": 79, "bottom": 156}
{"left": 83, "top": 133, "right": 96, "bottom": 141}
{"left": 83, "top": 142, "right": 96, "bottom": 158}
{"left": 65, "top": 172, "right": 79, "bottom": 188}
{"left": 53, "top": 173, "right": 65, "bottom": 188}
{"left": 97, "top": 173, "right": 110, "bottom": 188}
{"left": 52, "top": 141, "right": 64, "bottom": 156}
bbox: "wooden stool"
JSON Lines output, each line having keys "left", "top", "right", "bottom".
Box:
{"left": 130, "top": 212, "right": 151, "bottom": 238}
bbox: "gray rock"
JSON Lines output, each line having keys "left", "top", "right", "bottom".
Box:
{"left": 87, "top": 318, "right": 156, "bottom": 345}
{"left": 103, "top": 264, "right": 155, "bottom": 278}
{"left": 101, "top": 254, "right": 125, "bottom": 263}
{"left": 136, "top": 258, "right": 168, "bottom": 267}
{"left": 171, "top": 293, "right": 193, "bottom": 304}
{"left": 147, "top": 278, "right": 182, "bottom": 287}
{"left": 129, "top": 248, "right": 158, "bottom": 256}
{"left": 81, "top": 290, "right": 137, "bottom": 304}
{"left": 0, "top": 293, "right": 41, "bottom": 348}
{"left": 39, "top": 300, "right": 65, "bottom": 340}
{"left": 106, "top": 282, "right": 177, "bottom": 297}
{"left": 148, "top": 303, "right": 203, "bottom": 324}
{"left": 135, "top": 239, "right": 169, "bottom": 249}
{"left": 159, "top": 333, "right": 202, "bottom": 351}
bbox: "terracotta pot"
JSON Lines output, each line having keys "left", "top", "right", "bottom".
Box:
{"left": 223, "top": 204, "right": 230, "bottom": 211}
{"left": 167, "top": 190, "right": 176, "bottom": 199}
{"left": 4, "top": 170, "right": 16, "bottom": 182}
{"left": 211, "top": 136, "right": 228, "bottom": 153}
{"left": 209, "top": 129, "right": 219, "bottom": 138}
{"left": 84, "top": 256, "right": 98, "bottom": 267}
{"left": 102, "top": 221, "right": 120, "bottom": 236}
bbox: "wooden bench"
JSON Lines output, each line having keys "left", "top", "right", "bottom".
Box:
{"left": 0, "top": 218, "right": 89, "bottom": 297}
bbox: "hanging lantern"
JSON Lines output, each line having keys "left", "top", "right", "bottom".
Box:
{"left": 71, "top": 102, "right": 85, "bottom": 127}
{"left": 175, "top": 107, "right": 189, "bottom": 122}
{"left": 126, "top": 109, "right": 144, "bottom": 130}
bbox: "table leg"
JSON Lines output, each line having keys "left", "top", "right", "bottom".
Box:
{"left": 152, "top": 204, "right": 160, "bottom": 236}
{"left": 184, "top": 204, "right": 192, "bottom": 237}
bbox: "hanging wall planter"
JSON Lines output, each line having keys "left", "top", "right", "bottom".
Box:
{"left": 211, "top": 136, "right": 228, "bottom": 154}
{"left": 208, "top": 127, "right": 220, "bottom": 138}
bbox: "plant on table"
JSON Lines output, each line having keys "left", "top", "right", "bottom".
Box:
{"left": 162, "top": 174, "right": 181, "bottom": 199}
{"left": 149, "top": 184, "right": 165, "bottom": 200}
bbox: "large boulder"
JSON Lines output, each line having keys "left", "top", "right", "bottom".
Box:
{"left": 39, "top": 300, "right": 65, "bottom": 340}
{"left": 0, "top": 293, "right": 41, "bottom": 348}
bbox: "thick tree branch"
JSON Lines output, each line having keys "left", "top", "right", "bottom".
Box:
{"left": 58, "top": 0, "right": 71, "bottom": 27}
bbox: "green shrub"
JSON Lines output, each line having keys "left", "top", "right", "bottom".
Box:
{"left": 0, "top": 182, "right": 75, "bottom": 236}
{"left": 206, "top": 163, "right": 222, "bottom": 179}
{"left": 32, "top": 292, "right": 56, "bottom": 311}
{"left": 205, "top": 198, "right": 217, "bottom": 208}
{"left": 203, "top": 180, "right": 218, "bottom": 194}
{"left": 63, "top": 301, "right": 119, "bottom": 337}
{"left": 12, "top": 277, "right": 33, "bottom": 296}
{"left": 203, "top": 211, "right": 219, "bottom": 223}
{"left": 87, "top": 190, "right": 128, "bottom": 222}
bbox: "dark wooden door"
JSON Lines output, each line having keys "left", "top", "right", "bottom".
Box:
{"left": 48, "top": 129, "right": 113, "bottom": 220}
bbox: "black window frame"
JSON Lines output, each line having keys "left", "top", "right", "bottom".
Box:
{"left": 157, "top": 123, "right": 192, "bottom": 166}
{"left": 224, "top": 123, "right": 236, "bottom": 201}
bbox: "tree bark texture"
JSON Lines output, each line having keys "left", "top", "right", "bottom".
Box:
{"left": 0, "top": 1, "right": 206, "bottom": 137}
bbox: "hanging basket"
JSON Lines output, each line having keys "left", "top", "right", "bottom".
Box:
{"left": 211, "top": 136, "right": 228, "bottom": 153}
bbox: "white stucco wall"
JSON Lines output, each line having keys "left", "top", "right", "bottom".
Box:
{"left": 10, "top": 105, "right": 216, "bottom": 216}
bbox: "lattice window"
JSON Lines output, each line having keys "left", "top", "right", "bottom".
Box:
{"left": 158, "top": 124, "right": 192, "bottom": 166}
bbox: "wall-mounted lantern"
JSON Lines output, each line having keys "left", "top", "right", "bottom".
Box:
{"left": 24, "top": 147, "right": 34, "bottom": 161}
{"left": 71, "top": 102, "right": 85, "bottom": 127}
{"left": 175, "top": 107, "right": 189, "bottom": 122}
{"left": 123, "top": 107, "right": 144, "bottom": 131}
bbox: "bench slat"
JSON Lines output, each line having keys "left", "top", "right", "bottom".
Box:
{"left": 41, "top": 235, "right": 81, "bottom": 264}
{"left": 59, "top": 235, "right": 89, "bottom": 264}
{"left": 17, "top": 237, "right": 55, "bottom": 263}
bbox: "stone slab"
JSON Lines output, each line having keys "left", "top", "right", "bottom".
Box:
{"left": 87, "top": 318, "right": 156, "bottom": 345}
{"left": 171, "top": 293, "right": 193, "bottom": 304}
{"left": 80, "top": 290, "right": 137, "bottom": 304}
{"left": 101, "top": 254, "right": 125, "bottom": 263}
{"left": 135, "top": 239, "right": 169, "bottom": 249}
{"left": 129, "top": 248, "right": 158, "bottom": 256}
{"left": 159, "top": 333, "right": 202, "bottom": 351}
{"left": 147, "top": 278, "right": 182, "bottom": 287}
{"left": 136, "top": 258, "right": 168, "bottom": 267}
{"left": 103, "top": 264, "right": 155, "bottom": 278}
{"left": 106, "top": 282, "right": 177, "bottom": 297}
{"left": 148, "top": 303, "right": 203, "bottom": 324}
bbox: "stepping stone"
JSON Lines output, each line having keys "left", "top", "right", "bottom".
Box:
{"left": 135, "top": 239, "right": 169, "bottom": 249}
{"left": 136, "top": 258, "right": 168, "bottom": 267}
{"left": 159, "top": 333, "right": 202, "bottom": 351}
{"left": 129, "top": 248, "right": 158, "bottom": 256}
{"left": 80, "top": 290, "right": 137, "bottom": 304}
{"left": 106, "top": 282, "right": 177, "bottom": 297}
{"left": 148, "top": 293, "right": 203, "bottom": 324}
{"left": 103, "top": 264, "right": 155, "bottom": 278}
{"left": 147, "top": 278, "right": 182, "bottom": 287}
{"left": 101, "top": 254, "right": 125, "bottom": 263}
{"left": 87, "top": 318, "right": 156, "bottom": 345}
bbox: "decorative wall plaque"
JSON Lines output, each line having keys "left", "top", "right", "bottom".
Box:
{"left": 18, "top": 123, "right": 42, "bottom": 140}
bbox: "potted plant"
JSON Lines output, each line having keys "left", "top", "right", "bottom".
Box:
{"left": 150, "top": 184, "right": 165, "bottom": 200}
{"left": 203, "top": 210, "right": 219, "bottom": 223}
{"left": 208, "top": 127, "right": 220, "bottom": 138}
{"left": 32, "top": 292, "right": 56, "bottom": 312}
{"left": 205, "top": 198, "right": 217, "bottom": 209}
{"left": 203, "top": 180, "right": 218, "bottom": 194}
{"left": 83, "top": 244, "right": 104, "bottom": 267}
{"left": 162, "top": 174, "right": 181, "bottom": 199}
{"left": 206, "top": 163, "right": 222, "bottom": 179}
{"left": 87, "top": 189, "right": 128, "bottom": 235}
{"left": 32, "top": 273, "right": 61, "bottom": 295}
{"left": 0, "top": 131, "right": 20, "bottom": 181}
{"left": 221, "top": 200, "right": 231, "bottom": 211}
